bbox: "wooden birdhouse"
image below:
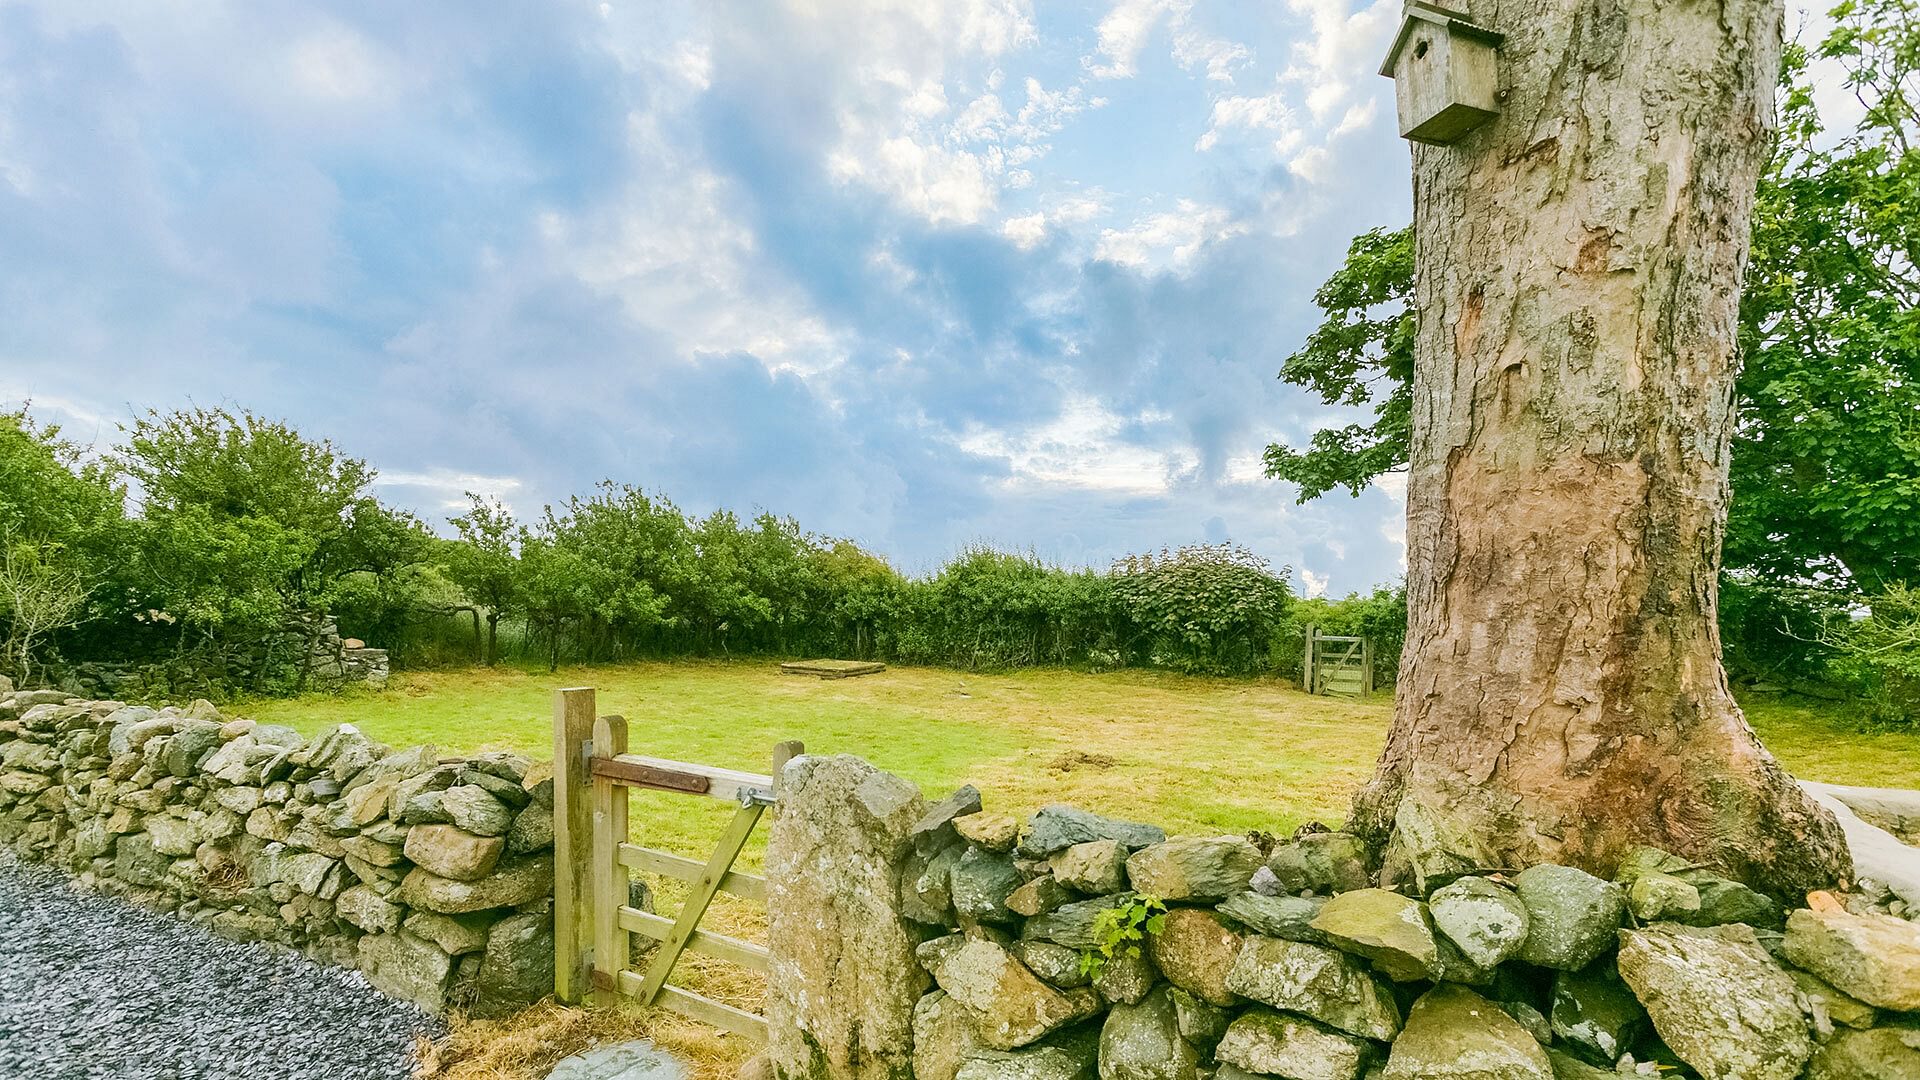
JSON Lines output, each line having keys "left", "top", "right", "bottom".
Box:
{"left": 1379, "top": 2, "right": 1503, "bottom": 145}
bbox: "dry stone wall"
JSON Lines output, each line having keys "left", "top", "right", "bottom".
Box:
{"left": 775, "top": 770, "right": 1920, "bottom": 1080}
{"left": 0, "top": 682, "right": 552, "bottom": 1018}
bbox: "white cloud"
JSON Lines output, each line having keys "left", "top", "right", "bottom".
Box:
{"left": 997, "top": 194, "right": 1105, "bottom": 249}
{"left": 1085, "top": 0, "right": 1250, "bottom": 83}
{"left": 1094, "top": 200, "right": 1242, "bottom": 272}
{"left": 1300, "top": 567, "right": 1329, "bottom": 597}
{"left": 375, "top": 469, "right": 524, "bottom": 510}
{"left": 1196, "top": 87, "right": 1303, "bottom": 152}
{"left": 958, "top": 394, "right": 1199, "bottom": 495}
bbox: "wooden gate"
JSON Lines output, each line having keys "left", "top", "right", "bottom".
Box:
{"left": 1301, "top": 626, "right": 1374, "bottom": 697}
{"left": 552, "top": 687, "right": 799, "bottom": 1041}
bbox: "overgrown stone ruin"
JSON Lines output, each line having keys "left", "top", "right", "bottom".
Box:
{"left": 55, "top": 616, "right": 389, "bottom": 699}
{"left": 767, "top": 764, "right": 1920, "bottom": 1080}
{"left": 0, "top": 680, "right": 547, "bottom": 1018}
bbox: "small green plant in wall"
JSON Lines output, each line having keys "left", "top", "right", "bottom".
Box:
{"left": 1080, "top": 895, "right": 1167, "bottom": 980}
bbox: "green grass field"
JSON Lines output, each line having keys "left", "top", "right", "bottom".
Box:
{"left": 241, "top": 659, "right": 1920, "bottom": 867}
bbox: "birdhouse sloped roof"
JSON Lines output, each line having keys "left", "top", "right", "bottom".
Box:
{"left": 1378, "top": 2, "right": 1504, "bottom": 78}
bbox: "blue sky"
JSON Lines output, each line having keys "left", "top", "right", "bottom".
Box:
{"left": 0, "top": 1, "right": 1844, "bottom": 596}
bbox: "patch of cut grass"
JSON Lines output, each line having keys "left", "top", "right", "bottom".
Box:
{"left": 238, "top": 661, "right": 1918, "bottom": 1080}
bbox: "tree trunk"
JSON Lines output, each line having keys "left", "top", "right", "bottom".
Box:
{"left": 486, "top": 612, "right": 500, "bottom": 667}
{"left": 1352, "top": 0, "right": 1850, "bottom": 897}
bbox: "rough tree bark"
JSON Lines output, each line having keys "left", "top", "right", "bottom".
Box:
{"left": 1351, "top": 0, "right": 1852, "bottom": 896}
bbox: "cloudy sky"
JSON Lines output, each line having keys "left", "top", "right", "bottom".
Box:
{"left": 0, "top": 1, "right": 1842, "bottom": 596}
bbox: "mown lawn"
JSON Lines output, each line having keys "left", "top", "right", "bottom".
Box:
{"left": 241, "top": 659, "right": 1920, "bottom": 866}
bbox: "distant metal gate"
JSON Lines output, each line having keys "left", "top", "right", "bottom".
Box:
{"left": 1302, "top": 626, "right": 1373, "bottom": 697}
{"left": 552, "top": 686, "right": 799, "bottom": 1041}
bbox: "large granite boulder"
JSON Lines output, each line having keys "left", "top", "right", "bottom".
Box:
{"left": 358, "top": 931, "right": 456, "bottom": 1012}
{"left": 1512, "top": 864, "right": 1625, "bottom": 971}
{"left": 1125, "top": 836, "right": 1261, "bottom": 902}
{"left": 1427, "top": 876, "right": 1529, "bottom": 969}
{"left": 395, "top": 854, "right": 551, "bottom": 913}
{"left": 403, "top": 824, "right": 504, "bottom": 881}
{"left": 1380, "top": 985, "right": 1552, "bottom": 1080}
{"left": 1148, "top": 907, "right": 1242, "bottom": 1007}
{"left": 1098, "top": 986, "right": 1198, "bottom": 1080}
{"left": 1215, "top": 1008, "right": 1372, "bottom": 1080}
{"left": 764, "top": 755, "right": 929, "bottom": 1080}
{"left": 1615, "top": 923, "right": 1812, "bottom": 1080}
{"left": 1309, "top": 888, "right": 1442, "bottom": 982}
{"left": 1781, "top": 907, "right": 1920, "bottom": 1011}
{"left": 925, "top": 938, "right": 1103, "bottom": 1050}
{"left": 1224, "top": 935, "right": 1400, "bottom": 1041}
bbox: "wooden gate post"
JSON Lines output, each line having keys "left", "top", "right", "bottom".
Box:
{"left": 1302, "top": 625, "right": 1318, "bottom": 694}
{"left": 553, "top": 686, "right": 597, "bottom": 1005}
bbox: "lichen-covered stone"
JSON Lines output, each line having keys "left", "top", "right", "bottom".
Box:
{"left": 926, "top": 937, "right": 1103, "bottom": 1050}
{"left": 915, "top": 991, "right": 986, "bottom": 1080}
{"left": 1264, "top": 832, "right": 1371, "bottom": 895}
{"left": 1007, "top": 875, "right": 1079, "bottom": 918}
{"left": 470, "top": 910, "right": 554, "bottom": 1018}
{"left": 906, "top": 842, "right": 965, "bottom": 926}
{"left": 1011, "top": 941, "right": 1090, "bottom": 989}
{"left": 1786, "top": 968, "right": 1878, "bottom": 1032}
{"left": 403, "top": 823, "right": 505, "bottom": 881}
{"left": 1512, "top": 864, "right": 1625, "bottom": 971}
{"left": 1427, "top": 876, "right": 1529, "bottom": 969}
{"left": 1224, "top": 935, "right": 1400, "bottom": 1041}
{"left": 335, "top": 884, "right": 404, "bottom": 934}
{"left": 395, "top": 854, "right": 551, "bottom": 914}
{"left": 1148, "top": 907, "right": 1241, "bottom": 1007}
{"left": 1165, "top": 987, "right": 1227, "bottom": 1051}
{"left": 952, "top": 845, "right": 1023, "bottom": 925}
{"left": 358, "top": 931, "right": 455, "bottom": 1012}
{"left": 912, "top": 785, "right": 983, "bottom": 855}
{"left": 1781, "top": 907, "right": 1920, "bottom": 1011}
{"left": 1615, "top": 923, "right": 1812, "bottom": 1080}
{"left": 1215, "top": 1007, "right": 1371, "bottom": 1080}
{"left": 764, "top": 754, "right": 929, "bottom": 1080}
{"left": 1380, "top": 985, "right": 1552, "bottom": 1080}
{"left": 1309, "top": 888, "right": 1441, "bottom": 982}
{"left": 1624, "top": 871, "right": 1700, "bottom": 922}
{"left": 957, "top": 812, "right": 1020, "bottom": 853}
{"left": 1125, "top": 836, "right": 1260, "bottom": 902}
{"left": 1379, "top": 799, "right": 1491, "bottom": 895}
{"left": 1092, "top": 947, "right": 1156, "bottom": 1006}
{"left": 1098, "top": 986, "right": 1198, "bottom": 1080}
{"left": 1217, "top": 891, "right": 1326, "bottom": 943}
{"left": 1024, "top": 894, "right": 1139, "bottom": 950}
{"left": 1018, "top": 806, "right": 1165, "bottom": 859}
{"left": 439, "top": 784, "right": 513, "bottom": 837}
{"left": 1052, "top": 840, "right": 1129, "bottom": 895}
{"left": 1804, "top": 1027, "right": 1920, "bottom": 1080}
{"left": 404, "top": 910, "right": 493, "bottom": 956}
{"left": 1548, "top": 964, "right": 1645, "bottom": 1062}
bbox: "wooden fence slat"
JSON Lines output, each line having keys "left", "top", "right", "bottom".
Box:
{"left": 591, "top": 713, "right": 630, "bottom": 1007}
{"left": 591, "top": 757, "right": 712, "bottom": 795}
{"left": 552, "top": 687, "right": 597, "bottom": 1005}
{"left": 616, "top": 844, "right": 766, "bottom": 903}
{"left": 612, "top": 970, "right": 768, "bottom": 1041}
{"left": 618, "top": 906, "right": 770, "bottom": 972}
{"left": 602, "top": 753, "right": 775, "bottom": 804}
{"left": 635, "top": 802, "right": 765, "bottom": 1003}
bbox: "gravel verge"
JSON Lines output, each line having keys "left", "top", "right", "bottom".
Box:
{"left": 0, "top": 852, "right": 443, "bottom": 1080}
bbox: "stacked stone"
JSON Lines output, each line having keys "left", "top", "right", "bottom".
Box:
{"left": 0, "top": 681, "right": 552, "bottom": 1018}
{"left": 904, "top": 796, "right": 1920, "bottom": 1080}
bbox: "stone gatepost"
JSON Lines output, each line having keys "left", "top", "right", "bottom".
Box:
{"left": 765, "top": 754, "right": 929, "bottom": 1080}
